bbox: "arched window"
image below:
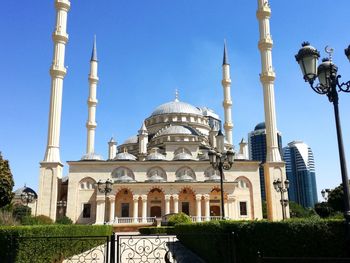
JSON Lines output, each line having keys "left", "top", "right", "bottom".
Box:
{"left": 111, "top": 167, "right": 135, "bottom": 183}
{"left": 146, "top": 167, "right": 167, "bottom": 182}
{"left": 79, "top": 177, "right": 96, "bottom": 190}
{"left": 175, "top": 167, "right": 196, "bottom": 182}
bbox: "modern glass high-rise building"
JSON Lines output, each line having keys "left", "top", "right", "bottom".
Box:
{"left": 248, "top": 122, "right": 282, "bottom": 200}
{"left": 282, "top": 141, "right": 318, "bottom": 208}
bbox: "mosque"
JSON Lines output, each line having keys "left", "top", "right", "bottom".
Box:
{"left": 36, "top": 0, "right": 288, "bottom": 226}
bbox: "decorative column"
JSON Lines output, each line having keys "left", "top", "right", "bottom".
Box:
{"left": 257, "top": 0, "right": 288, "bottom": 221}
{"left": 222, "top": 41, "right": 233, "bottom": 146}
{"left": 165, "top": 195, "right": 171, "bottom": 215}
{"left": 195, "top": 194, "right": 202, "bottom": 222}
{"left": 133, "top": 195, "right": 139, "bottom": 223}
{"left": 95, "top": 195, "right": 105, "bottom": 224}
{"left": 204, "top": 194, "right": 210, "bottom": 221}
{"left": 141, "top": 195, "right": 147, "bottom": 223}
{"left": 138, "top": 122, "right": 148, "bottom": 161}
{"left": 172, "top": 194, "right": 179, "bottom": 213}
{"left": 227, "top": 195, "right": 235, "bottom": 220}
{"left": 37, "top": 0, "right": 70, "bottom": 221}
{"left": 109, "top": 195, "right": 115, "bottom": 223}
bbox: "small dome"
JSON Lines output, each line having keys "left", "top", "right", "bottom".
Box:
{"left": 254, "top": 122, "right": 266, "bottom": 131}
{"left": 114, "top": 174, "right": 135, "bottom": 183}
{"left": 123, "top": 135, "right": 138, "bottom": 144}
{"left": 81, "top": 152, "right": 104, "bottom": 161}
{"left": 175, "top": 172, "right": 195, "bottom": 182}
{"left": 173, "top": 152, "right": 194, "bottom": 161}
{"left": 14, "top": 186, "right": 38, "bottom": 199}
{"left": 145, "top": 172, "right": 165, "bottom": 183}
{"left": 146, "top": 148, "right": 166, "bottom": 161}
{"left": 204, "top": 173, "right": 221, "bottom": 183}
{"left": 113, "top": 152, "right": 137, "bottom": 161}
{"left": 157, "top": 125, "right": 195, "bottom": 137}
{"left": 151, "top": 100, "right": 202, "bottom": 117}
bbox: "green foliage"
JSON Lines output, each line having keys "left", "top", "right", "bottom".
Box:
{"left": 289, "top": 201, "right": 317, "bottom": 218}
{"left": 0, "top": 224, "right": 112, "bottom": 262}
{"left": 12, "top": 205, "right": 31, "bottom": 222}
{"left": 315, "top": 202, "right": 333, "bottom": 218}
{"left": 328, "top": 184, "right": 346, "bottom": 212}
{"left": 21, "top": 215, "right": 53, "bottom": 225}
{"left": 139, "top": 226, "right": 175, "bottom": 235}
{"left": 261, "top": 201, "right": 267, "bottom": 219}
{"left": 56, "top": 215, "right": 73, "bottom": 225}
{"left": 0, "top": 152, "right": 14, "bottom": 208}
{"left": 175, "top": 220, "right": 348, "bottom": 263}
{"left": 167, "top": 212, "right": 192, "bottom": 226}
{"left": 0, "top": 210, "right": 19, "bottom": 226}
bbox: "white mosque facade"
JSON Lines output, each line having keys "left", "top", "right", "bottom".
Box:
{"left": 36, "top": 0, "right": 288, "bottom": 226}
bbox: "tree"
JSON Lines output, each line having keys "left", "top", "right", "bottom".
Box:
{"left": 0, "top": 152, "right": 14, "bottom": 208}
{"left": 289, "top": 201, "right": 316, "bottom": 218}
{"left": 327, "top": 183, "right": 347, "bottom": 212}
{"left": 314, "top": 202, "right": 333, "bottom": 218}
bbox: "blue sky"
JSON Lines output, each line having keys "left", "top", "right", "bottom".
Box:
{"left": 1, "top": 0, "right": 349, "bottom": 201}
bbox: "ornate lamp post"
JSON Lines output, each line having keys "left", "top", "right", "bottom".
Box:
{"left": 208, "top": 130, "right": 235, "bottom": 220}
{"left": 97, "top": 179, "right": 113, "bottom": 223}
{"left": 273, "top": 178, "right": 289, "bottom": 220}
{"left": 295, "top": 42, "right": 350, "bottom": 230}
{"left": 21, "top": 191, "right": 35, "bottom": 207}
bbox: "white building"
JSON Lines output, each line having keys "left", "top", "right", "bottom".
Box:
{"left": 36, "top": 0, "right": 288, "bottom": 226}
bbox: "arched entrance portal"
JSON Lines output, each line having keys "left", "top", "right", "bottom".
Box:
{"left": 210, "top": 187, "right": 227, "bottom": 217}
{"left": 115, "top": 188, "right": 133, "bottom": 218}
{"left": 178, "top": 188, "right": 195, "bottom": 216}
{"left": 148, "top": 188, "right": 164, "bottom": 218}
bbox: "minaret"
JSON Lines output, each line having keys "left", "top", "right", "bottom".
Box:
{"left": 85, "top": 36, "right": 99, "bottom": 157}
{"left": 138, "top": 122, "right": 148, "bottom": 160}
{"left": 257, "top": 0, "right": 288, "bottom": 221}
{"left": 222, "top": 41, "right": 233, "bottom": 146}
{"left": 37, "top": 0, "right": 71, "bottom": 220}
{"left": 108, "top": 137, "right": 117, "bottom": 160}
{"left": 44, "top": 0, "right": 70, "bottom": 162}
{"left": 256, "top": 0, "right": 281, "bottom": 163}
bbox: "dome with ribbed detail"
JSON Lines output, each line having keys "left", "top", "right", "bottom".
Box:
{"left": 151, "top": 100, "right": 202, "bottom": 116}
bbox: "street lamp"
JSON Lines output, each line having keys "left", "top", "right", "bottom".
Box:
{"left": 273, "top": 178, "right": 289, "bottom": 220}
{"left": 295, "top": 42, "right": 350, "bottom": 229}
{"left": 321, "top": 188, "right": 331, "bottom": 201}
{"left": 208, "top": 130, "right": 235, "bottom": 220}
{"left": 21, "top": 191, "right": 35, "bottom": 207}
{"left": 97, "top": 179, "right": 113, "bottom": 223}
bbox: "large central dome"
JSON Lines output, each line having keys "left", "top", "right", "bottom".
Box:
{"left": 151, "top": 100, "right": 202, "bottom": 116}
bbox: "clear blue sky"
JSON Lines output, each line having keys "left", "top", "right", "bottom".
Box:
{"left": 1, "top": 0, "right": 349, "bottom": 201}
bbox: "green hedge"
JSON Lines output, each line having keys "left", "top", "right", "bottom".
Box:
{"left": 0, "top": 224, "right": 112, "bottom": 263}
{"left": 139, "top": 226, "right": 175, "bottom": 235}
{"left": 175, "top": 219, "right": 349, "bottom": 263}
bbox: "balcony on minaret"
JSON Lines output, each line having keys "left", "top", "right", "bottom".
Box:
{"left": 52, "top": 31, "right": 69, "bottom": 43}
{"left": 50, "top": 64, "right": 67, "bottom": 78}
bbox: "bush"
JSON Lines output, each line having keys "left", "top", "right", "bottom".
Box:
{"left": 139, "top": 226, "right": 175, "bottom": 235}
{"left": 167, "top": 212, "right": 192, "bottom": 226}
{"left": 0, "top": 209, "right": 19, "bottom": 226}
{"left": 56, "top": 216, "right": 73, "bottom": 225}
{"left": 175, "top": 219, "right": 349, "bottom": 263}
{"left": 0, "top": 224, "right": 112, "bottom": 262}
{"left": 21, "top": 215, "right": 53, "bottom": 225}
{"left": 12, "top": 205, "right": 31, "bottom": 222}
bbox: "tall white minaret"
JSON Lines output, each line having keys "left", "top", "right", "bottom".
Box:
{"left": 85, "top": 36, "right": 99, "bottom": 157}
{"left": 257, "top": 0, "right": 288, "bottom": 221}
{"left": 257, "top": 0, "right": 281, "bottom": 162}
{"left": 38, "top": 0, "right": 70, "bottom": 220}
{"left": 43, "top": 0, "right": 71, "bottom": 162}
{"left": 222, "top": 41, "right": 233, "bottom": 146}
{"left": 138, "top": 122, "right": 148, "bottom": 160}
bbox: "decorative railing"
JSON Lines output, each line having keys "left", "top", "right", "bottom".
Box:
{"left": 190, "top": 216, "right": 222, "bottom": 222}
{"left": 110, "top": 217, "right": 156, "bottom": 224}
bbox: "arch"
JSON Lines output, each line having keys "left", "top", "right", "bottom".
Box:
{"left": 78, "top": 177, "right": 97, "bottom": 190}
{"left": 146, "top": 166, "right": 167, "bottom": 182}
{"left": 147, "top": 187, "right": 165, "bottom": 218}
{"left": 235, "top": 176, "right": 254, "bottom": 219}
{"left": 175, "top": 166, "right": 196, "bottom": 182}
{"left": 178, "top": 187, "right": 196, "bottom": 216}
{"left": 115, "top": 188, "right": 134, "bottom": 218}
{"left": 111, "top": 166, "right": 135, "bottom": 182}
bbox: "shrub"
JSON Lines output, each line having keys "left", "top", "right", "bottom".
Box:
{"left": 21, "top": 215, "right": 53, "bottom": 225}
{"left": 0, "top": 210, "right": 19, "bottom": 226}
{"left": 139, "top": 226, "right": 175, "bottom": 235}
{"left": 12, "top": 205, "right": 31, "bottom": 222}
{"left": 175, "top": 219, "right": 349, "bottom": 263}
{"left": 0, "top": 224, "right": 112, "bottom": 263}
{"left": 167, "top": 212, "right": 192, "bottom": 226}
{"left": 56, "top": 216, "right": 73, "bottom": 225}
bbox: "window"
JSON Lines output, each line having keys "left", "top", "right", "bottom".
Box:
{"left": 121, "top": 203, "right": 129, "bottom": 217}
{"left": 239, "top": 202, "right": 247, "bottom": 216}
{"left": 83, "top": 203, "right": 91, "bottom": 218}
{"left": 182, "top": 202, "right": 190, "bottom": 215}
